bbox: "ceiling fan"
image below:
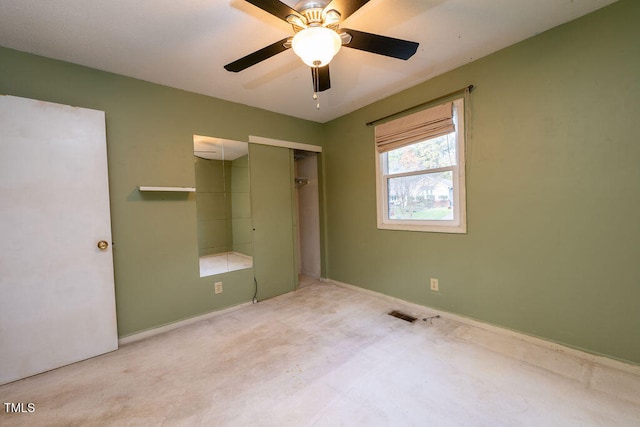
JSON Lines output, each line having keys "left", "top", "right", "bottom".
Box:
{"left": 224, "top": 0, "right": 419, "bottom": 101}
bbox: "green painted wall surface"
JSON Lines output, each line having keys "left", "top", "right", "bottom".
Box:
{"left": 0, "top": 45, "right": 323, "bottom": 337}
{"left": 323, "top": 0, "right": 640, "bottom": 364}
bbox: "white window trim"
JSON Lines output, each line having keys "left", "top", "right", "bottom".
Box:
{"left": 375, "top": 98, "right": 466, "bottom": 233}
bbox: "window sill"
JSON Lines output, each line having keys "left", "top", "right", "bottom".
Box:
{"left": 377, "top": 221, "right": 467, "bottom": 234}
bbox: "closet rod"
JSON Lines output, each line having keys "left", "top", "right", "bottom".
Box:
{"left": 365, "top": 84, "right": 474, "bottom": 127}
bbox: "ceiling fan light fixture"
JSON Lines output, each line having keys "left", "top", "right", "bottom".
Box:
{"left": 292, "top": 26, "right": 342, "bottom": 67}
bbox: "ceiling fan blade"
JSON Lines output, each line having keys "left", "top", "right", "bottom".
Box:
{"left": 323, "top": 0, "right": 370, "bottom": 21}
{"left": 224, "top": 38, "right": 291, "bottom": 72}
{"left": 311, "top": 65, "right": 331, "bottom": 92}
{"left": 245, "top": 0, "right": 303, "bottom": 22}
{"left": 342, "top": 28, "right": 419, "bottom": 60}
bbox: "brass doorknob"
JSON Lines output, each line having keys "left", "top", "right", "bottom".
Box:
{"left": 97, "top": 240, "right": 109, "bottom": 250}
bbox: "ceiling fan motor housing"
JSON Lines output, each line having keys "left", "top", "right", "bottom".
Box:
{"left": 301, "top": 7, "right": 324, "bottom": 25}
{"left": 291, "top": 0, "right": 340, "bottom": 28}
{"left": 294, "top": 0, "right": 331, "bottom": 16}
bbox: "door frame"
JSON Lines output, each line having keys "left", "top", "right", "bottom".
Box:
{"left": 248, "top": 136, "right": 325, "bottom": 286}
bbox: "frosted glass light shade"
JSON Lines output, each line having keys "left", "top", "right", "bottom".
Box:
{"left": 292, "top": 26, "right": 342, "bottom": 67}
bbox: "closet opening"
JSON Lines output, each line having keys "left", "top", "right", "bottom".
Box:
{"left": 294, "top": 150, "right": 321, "bottom": 287}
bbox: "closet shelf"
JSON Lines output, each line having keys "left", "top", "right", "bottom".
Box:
{"left": 138, "top": 186, "right": 196, "bottom": 192}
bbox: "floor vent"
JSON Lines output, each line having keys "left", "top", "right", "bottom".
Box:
{"left": 388, "top": 310, "right": 417, "bottom": 323}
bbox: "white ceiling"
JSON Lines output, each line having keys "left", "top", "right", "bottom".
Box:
{"left": 0, "top": 0, "right": 617, "bottom": 123}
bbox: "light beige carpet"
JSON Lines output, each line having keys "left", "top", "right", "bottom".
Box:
{"left": 1, "top": 281, "right": 639, "bottom": 426}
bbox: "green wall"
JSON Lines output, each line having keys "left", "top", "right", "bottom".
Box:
{"left": 0, "top": 45, "right": 323, "bottom": 337}
{"left": 323, "top": 0, "right": 640, "bottom": 364}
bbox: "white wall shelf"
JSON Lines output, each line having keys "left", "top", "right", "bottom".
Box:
{"left": 138, "top": 186, "right": 196, "bottom": 192}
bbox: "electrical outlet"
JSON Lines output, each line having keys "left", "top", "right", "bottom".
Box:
{"left": 214, "top": 282, "right": 223, "bottom": 294}
{"left": 430, "top": 278, "right": 439, "bottom": 291}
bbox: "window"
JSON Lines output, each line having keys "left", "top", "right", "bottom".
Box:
{"left": 375, "top": 98, "right": 466, "bottom": 233}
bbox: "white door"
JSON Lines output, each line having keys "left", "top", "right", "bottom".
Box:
{"left": 0, "top": 95, "right": 118, "bottom": 385}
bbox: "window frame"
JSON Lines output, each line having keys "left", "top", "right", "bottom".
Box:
{"left": 375, "top": 97, "right": 467, "bottom": 233}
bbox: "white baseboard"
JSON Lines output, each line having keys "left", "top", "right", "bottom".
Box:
{"left": 329, "top": 279, "right": 640, "bottom": 406}
{"left": 118, "top": 301, "right": 254, "bottom": 346}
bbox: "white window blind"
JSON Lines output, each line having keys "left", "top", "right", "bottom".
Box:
{"left": 375, "top": 102, "right": 454, "bottom": 153}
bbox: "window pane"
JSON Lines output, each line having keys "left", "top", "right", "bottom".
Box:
{"left": 388, "top": 171, "right": 454, "bottom": 220}
{"left": 386, "top": 133, "right": 456, "bottom": 175}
